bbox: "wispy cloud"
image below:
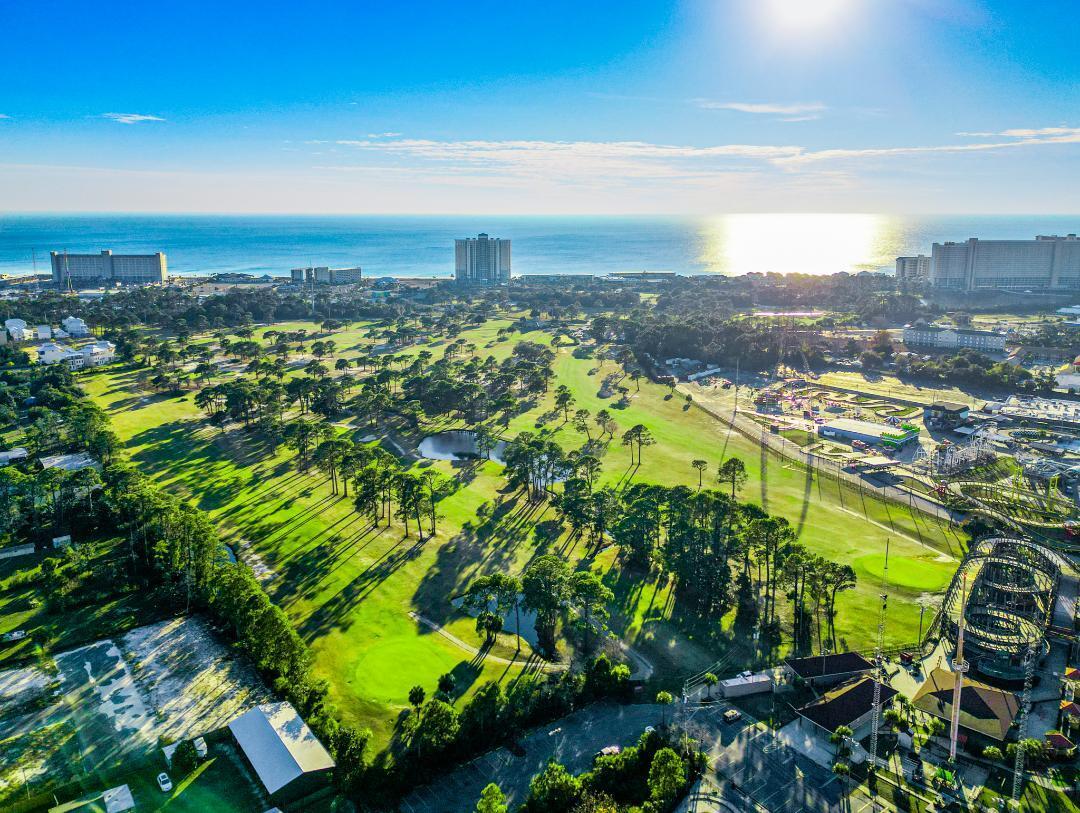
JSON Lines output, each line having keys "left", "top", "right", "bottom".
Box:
{"left": 101, "top": 112, "right": 165, "bottom": 125}
{"left": 778, "top": 125, "right": 1080, "bottom": 166}
{"left": 327, "top": 126, "right": 1080, "bottom": 183}
{"left": 695, "top": 100, "right": 827, "bottom": 116}
{"left": 366, "top": 131, "right": 402, "bottom": 138}
{"left": 334, "top": 137, "right": 802, "bottom": 183}
{"left": 0, "top": 114, "right": 9, "bottom": 120}
{"left": 958, "top": 126, "right": 1080, "bottom": 139}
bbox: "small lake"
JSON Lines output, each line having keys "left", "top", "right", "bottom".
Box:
{"left": 418, "top": 430, "right": 506, "bottom": 463}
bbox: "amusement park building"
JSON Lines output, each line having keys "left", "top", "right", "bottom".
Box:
{"left": 818, "top": 418, "right": 920, "bottom": 448}
{"left": 912, "top": 668, "right": 1019, "bottom": 747}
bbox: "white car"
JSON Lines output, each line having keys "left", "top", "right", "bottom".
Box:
{"left": 157, "top": 772, "right": 173, "bottom": 793}
{"left": 193, "top": 736, "right": 208, "bottom": 759}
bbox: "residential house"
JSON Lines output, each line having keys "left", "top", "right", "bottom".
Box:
{"left": 62, "top": 316, "right": 91, "bottom": 337}
{"left": 36, "top": 342, "right": 84, "bottom": 369}
{"left": 4, "top": 318, "right": 28, "bottom": 342}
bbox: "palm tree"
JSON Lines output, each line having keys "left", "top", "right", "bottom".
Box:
{"left": 830, "top": 725, "right": 853, "bottom": 760}
{"left": 409, "top": 685, "right": 426, "bottom": 718}
{"left": 656, "top": 690, "right": 674, "bottom": 726}
{"left": 703, "top": 673, "right": 718, "bottom": 699}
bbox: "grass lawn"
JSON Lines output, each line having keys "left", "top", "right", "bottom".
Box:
{"left": 817, "top": 370, "right": 987, "bottom": 409}
{"left": 81, "top": 317, "right": 966, "bottom": 748}
{"left": 978, "top": 766, "right": 1080, "bottom": 812}
{"left": 0, "top": 546, "right": 165, "bottom": 668}
{"left": 118, "top": 748, "right": 268, "bottom": 813}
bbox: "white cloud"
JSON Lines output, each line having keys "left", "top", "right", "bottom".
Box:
{"left": 0, "top": 114, "right": 9, "bottom": 120}
{"left": 102, "top": 112, "right": 165, "bottom": 125}
{"left": 695, "top": 100, "right": 827, "bottom": 116}
{"left": 335, "top": 137, "right": 802, "bottom": 182}
{"left": 781, "top": 126, "right": 1080, "bottom": 166}
{"left": 366, "top": 131, "right": 402, "bottom": 138}
{"left": 329, "top": 129, "right": 1080, "bottom": 183}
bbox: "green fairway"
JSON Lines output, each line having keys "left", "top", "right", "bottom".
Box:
{"left": 82, "top": 317, "right": 965, "bottom": 747}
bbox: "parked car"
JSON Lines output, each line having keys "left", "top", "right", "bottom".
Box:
{"left": 157, "top": 772, "right": 173, "bottom": 793}
{"left": 193, "top": 736, "right": 208, "bottom": 759}
{"left": 594, "top": 745, "right": 621, "bottom": 761}
{"left": 723, "top": 709, "right": 742, "bottom": 724}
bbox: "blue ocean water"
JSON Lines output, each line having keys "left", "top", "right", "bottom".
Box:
{"left": 0, "top": 213, "right": 1078, "bottom": 279}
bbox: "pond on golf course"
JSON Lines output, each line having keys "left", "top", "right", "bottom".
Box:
{"left": 418, "top": 430, "right": 506, "bottom": 463}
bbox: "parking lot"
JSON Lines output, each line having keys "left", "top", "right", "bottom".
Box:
{"left": 679, "top": 702, "right": 846, "bottom": 813}
{"left": 400, "top": 702, "right": 663, "bottom": 813}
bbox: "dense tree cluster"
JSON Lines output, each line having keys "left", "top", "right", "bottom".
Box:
{"left": 897, "top": 348, "right": 1048, "bottom": 391}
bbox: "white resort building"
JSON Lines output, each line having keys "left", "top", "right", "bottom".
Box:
{"left": 36, "top": 340, "right": 116, "bottom": 370}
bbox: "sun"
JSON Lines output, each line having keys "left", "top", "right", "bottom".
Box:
{"left": 762, "top": 0, "right": 854, "bottom": 32}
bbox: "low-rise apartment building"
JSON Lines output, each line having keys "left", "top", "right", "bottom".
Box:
{"left": 902, "top": 323, "right": 1007, "bottom": 352}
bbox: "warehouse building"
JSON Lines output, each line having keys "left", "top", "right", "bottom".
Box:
{"left": 228, "top": 702, "right": 335, "bottom": 805}
{"left": 818, "top": 418, "right": 920, "bottom": 448}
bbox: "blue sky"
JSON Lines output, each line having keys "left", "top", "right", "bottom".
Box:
{"left": 2, "top": 0, "right": 1079, "bottom": 214}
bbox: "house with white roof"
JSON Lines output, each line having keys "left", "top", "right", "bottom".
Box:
{"left": 80, "top": 340, "right": 116, "bottom": 367}
{"left": 4, "top": 319, "right": 28, "bottom": 342}
{"left": 36, "top": 325, "right": 52, "bottom": 341}
{"left": 61, "top": 316, "right": 90, "bottom": 337}
{"left": 36, "top": 342, "right": 84, "bottom": 369}
{"left": 36, "top": 340, "right": 115, "bottom": 370}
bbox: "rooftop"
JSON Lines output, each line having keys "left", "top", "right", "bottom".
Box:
{"left": 911, "top": 667, "right": 1019, "bottom": 741}
{"left": 784, "top": 652, "right": 873, "bottom": 681}
{"left": 49, "top": 785, "right": 135, "bottom": 813}
{"left": 822, "top": 418, "right": 918, "bottom": 440}
{"left": 796, "top": 676, "right": 897, "bottom": 732}
{"left": 930, "top": 401, "right": 971, "bottom": 412}
{"left": 39, "top": 452, "right": 97, "bottom": 472}
{"left": 228, "top": 701, "right": 334, "bottom": 796}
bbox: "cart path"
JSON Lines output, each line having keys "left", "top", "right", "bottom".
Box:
{"left": 408, "top": 611, "right": 565, "bottom": 672}
{"left": 409, "top": 611, "right": 655, "bottom": 680}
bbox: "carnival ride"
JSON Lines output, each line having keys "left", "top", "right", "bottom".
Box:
{"left": 933, "top": 536, "right": 1060, "bottom": 682}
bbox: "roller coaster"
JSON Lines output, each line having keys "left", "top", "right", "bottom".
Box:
{"left": 932, "top": 536, "right": 1061, "bottom": 682}
{"left": 945, "top": 477, "right": 1080, "bottom": 551}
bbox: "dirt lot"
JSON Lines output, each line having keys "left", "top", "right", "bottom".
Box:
{"left": 0, "top": 614, "right": 271, "bottom": 798}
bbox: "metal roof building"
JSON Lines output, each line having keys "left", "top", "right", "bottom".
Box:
{"left": 228, "top": 702, "right": 335, "bottom": 803}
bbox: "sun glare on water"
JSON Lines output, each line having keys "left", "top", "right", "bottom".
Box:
{"left": 699, "top": 213, "right": 902, "bottom": 277}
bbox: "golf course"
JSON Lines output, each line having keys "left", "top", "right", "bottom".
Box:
{"left": 83, "top": 315, "right": 966, "bottom": 748}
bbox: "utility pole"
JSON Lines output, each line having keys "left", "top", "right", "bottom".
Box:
{"left": 869, "top": 537, "right": 890, "bottom": 771}
{"left": 949, "top": 576, "right": 969, "bottom": 762}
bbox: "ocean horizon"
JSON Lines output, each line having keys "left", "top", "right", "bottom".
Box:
{"left": 2, "top": 213, "right": 1079, "bottom": 280}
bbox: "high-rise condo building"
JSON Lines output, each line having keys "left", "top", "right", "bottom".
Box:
{"left": 929, "top": 235, "right": 1080, "bottom": 292}
{"left": 50, "top": 250, "right": 167, "bottom": 288}
{"left": 454, "top": 233, "right": 511, "bottom": 285}
{"left": 895, "top": 255, "right": 930, "bottom": 283}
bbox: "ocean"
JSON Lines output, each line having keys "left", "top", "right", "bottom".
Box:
{"left": 1, "top": 213, "right": 1078, "bottom": 280}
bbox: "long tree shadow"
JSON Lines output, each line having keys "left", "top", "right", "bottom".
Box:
{"left": 296, "top": 535, "right": 427, "bottom": 640}
{"left": 793, "top": 453, "right": 814, "bottom": 540}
